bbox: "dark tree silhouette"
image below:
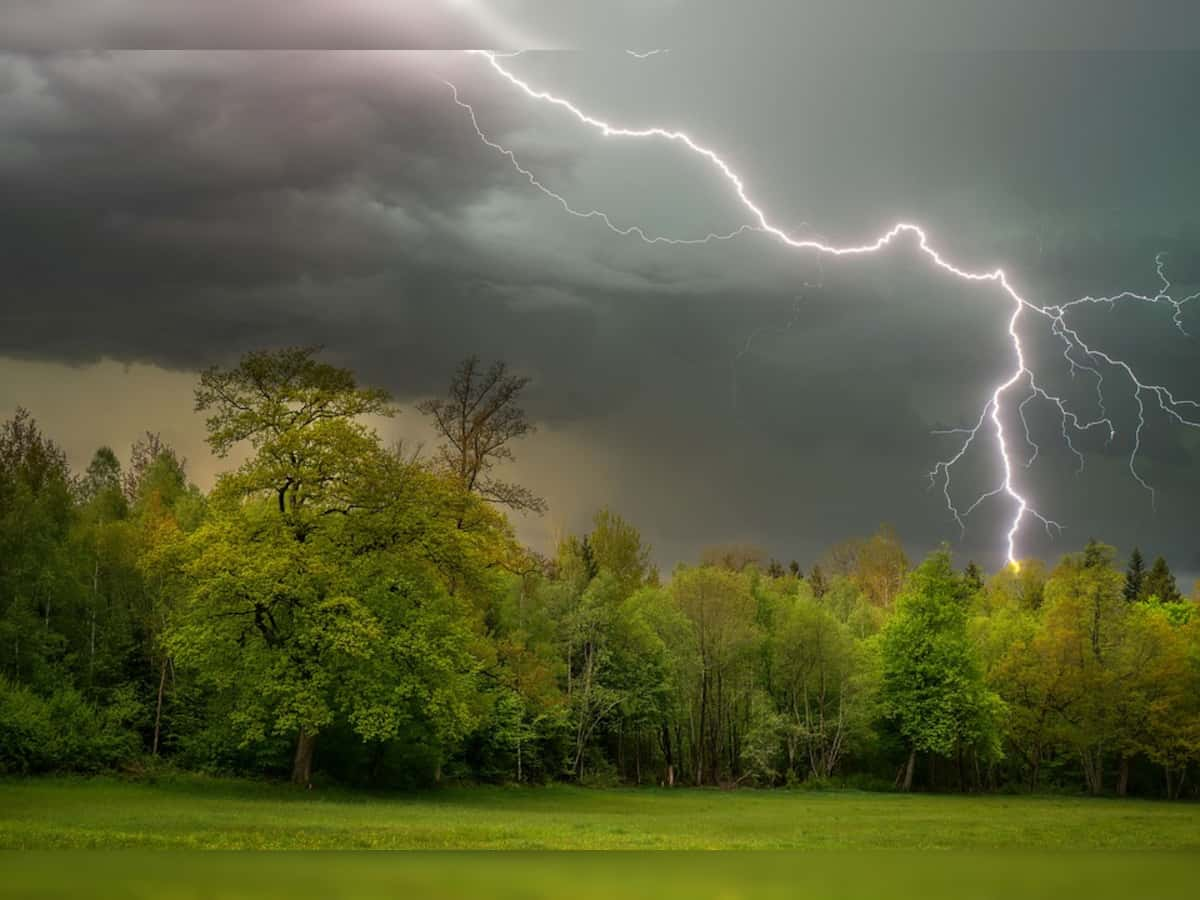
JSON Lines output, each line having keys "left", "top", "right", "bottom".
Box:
{"left": 1123, "top": 547, "right": 1146, "bottom": 602}
{"left": 418, "top": 355, "right": 546, "bottom": 515}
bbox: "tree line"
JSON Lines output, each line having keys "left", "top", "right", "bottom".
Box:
{"left": 1, "top": 348, "right": 1198, "bottom": 798}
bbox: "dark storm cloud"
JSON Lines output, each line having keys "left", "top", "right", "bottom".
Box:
{"left": 1, "top": 34, "right": 1199, "bottom": 575}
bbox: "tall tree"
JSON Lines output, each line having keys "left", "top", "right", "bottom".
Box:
{"left": 418, "top": 355, "right": 546, "bottom": 516}
{"left": 0, "top": 410, "right": 76, "bottom": 686}
{"left": 852, "top": 526, "right": 909, "bottom": 607}
{"left": 178, "top": 348, "right": 481, "bottom": 785}
{"left": 773, "top": 594, "right": 875, "bottom": 779}
{"left": 586, "top": 508, "right": 656, "bottom": 594}
{"left": 194, "top": 345, "right": 392, "bottom": 518}
{"left": 1039, "top": 546, "right": 1125, "bottom": 794}
{"left": 1142, "top": 555, "right": 1182, "bottom": 604}
{"left": 1123, "top": 547, "right": 1146, "bottom": 602}
{"left": 879, "top": 549, "right": 1003, "bottom": 791}
{"left": 81, "top": 447, "right": 123, "bottom": 506}
{"left": 671, "top": 566, "right": 761, "bottom": 784}
{"left": 1082, "top": 538, "right": 1108, "bottom": 569}
{"left": 123, "top": 432, "right": 185, "bottom": 504}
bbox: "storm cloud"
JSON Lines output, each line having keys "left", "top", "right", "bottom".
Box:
{"left": 2, "top": 5, "right": 1199, "bottom": 576}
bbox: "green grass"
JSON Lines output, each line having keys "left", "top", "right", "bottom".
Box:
{"left": 4, "top": 779, "right": 1199, "bottom": 899}
{"left": 4, "top": 851, "right": 1200, "bottom": 900}
{"left": 2, "top": 776, "right": 1199, "bottom": 850}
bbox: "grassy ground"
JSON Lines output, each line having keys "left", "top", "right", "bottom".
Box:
{"left": 2, "top": 776, "right": 1199, "bottom": 850}
{"left": 4, "top": 851, "right": 1200, "bottom": 900}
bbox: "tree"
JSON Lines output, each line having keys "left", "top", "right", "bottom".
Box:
{"left": 1124, "top": 547, "right": 1146, "bottom": 602}
{"left": 1083, "top": 538, "right": 1109, "bottom": 569}
{"left": 74, "top": 447, "right": 135, "bottom": 688}
{"left": 0, "top": 410, "right": 76, "bottom": 687}
{"left": 194, "top": 345, "right": 392, "bottom": 518}
{"left": 963, "top": 562, "right": 985, "bottom": 594}
{"left": 671, "top": 566, "right": 761, "bottom": 784}
{"left": 879, "top": 549, "right": 1003, "bottom": 791}
{"left": 1142, "top": 556, "right": 1182, "bottom": 604}
{"left": 1128, "top": 611, "right": 1200, "bottom": 799}
{"left": 773, "top": 595, "right": 875, "bottom": 779}
{"left": 987, "top": 601, "right": 1068, "bottom": 791}
{"left": 700, "top": 544, "right": 765, "bottom": 572}
{"left": 1037, "top": 546, "right": 1125, "bottom": 794}
{"left": 131, "top": 450, "right": 204, "bottom": 756}
{"left": 852, "top": 526, "right": 909, "bottom": 607}
{"left": 586, "top": 508, "right": 656, "bottom": 594}
{"left": 986, "top": 558, "right": 1047, "bottom": 610}
{"left": 178, "top": 348, "right": 481, "bottom": 784}
{"left": 808, "top": 564, "right": 828, "bottom": 599}
{"left": 124, "top": 432, "right": 185, "bottom": 504}
{"left": 418, "top": 355, "right": 546, "bottom": 516}
{"left": 81, "top": 447, "right": 123, "bottom": 506}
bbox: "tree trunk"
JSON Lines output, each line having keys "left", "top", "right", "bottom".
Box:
{"left": 1081, "top": 749, "right": 1104, "bottom": 796}
{"left": 660, "top": 722, "right": 674, "bottom": 786}
{"left": 292, "top": 728, "right": 316, "bottom": 786}
{"left": 1117, "top": 755, "right": 1130, "bottom": 797}
{"left": 1165, "top": 765, "right": 1186, "bottom": 801}
{"left": 90, "top": 559, "right": 99, "bottom": 679}
{"left": 901, "top": 749, "right": 916, "bottom": 792}
{"left": 152, "top": 658, "right": 168, "bottom": 756}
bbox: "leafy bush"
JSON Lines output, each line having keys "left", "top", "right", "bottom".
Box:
{"left": 0, "top": 677, "right": 140, "bottom": 774}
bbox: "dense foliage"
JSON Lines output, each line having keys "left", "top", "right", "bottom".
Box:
{"left": 2, "top": 349, "right": 1198, "bottom": 798}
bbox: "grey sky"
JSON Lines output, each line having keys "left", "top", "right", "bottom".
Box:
{"left": 2, "top": 4, "right": 1199, "bottom": 577}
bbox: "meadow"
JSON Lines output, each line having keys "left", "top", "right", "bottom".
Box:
{"left": 3, "top": 777, "right": 1200, "bottom": 851}
{"left": 5, "top": 779, "right": 1200, "bottom": 900}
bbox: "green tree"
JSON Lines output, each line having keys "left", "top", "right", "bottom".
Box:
{"left": 1038, "top": 546, "right": 1125, "bottom": 794}
{"left": 175, "top": 348, "right": 483, "bottom": 784}
{"left": 879, "top": 549, "right": 1003, "bottom": 791}
{"left": 852, "top": 525, "right": 909, "bottom": 607}
{"left": 0, "top": 410, "right": 76, "bottom": 688}
{"left": 773, "top": 593, "right": 875, "bottom": 779}
{"left": 585, "top": 508, "right": 656, "bottom": 594}
{"left": 671, "top": 566, "right": 761, "bottom": 784}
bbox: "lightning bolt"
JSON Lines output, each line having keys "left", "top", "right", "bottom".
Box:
{"left": 450, "top": 50, "right": 1200, "bottom": 567}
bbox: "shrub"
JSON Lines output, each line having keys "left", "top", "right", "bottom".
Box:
{"left": 0, "top": 677, "right": 140, "bottom": 774}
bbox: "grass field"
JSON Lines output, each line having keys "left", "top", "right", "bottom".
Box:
{"left": 4, "top": 779, "right": 1199, "bottom": 899}
{"left": 2, "top": 776, "right": 1200, "bottom": 850}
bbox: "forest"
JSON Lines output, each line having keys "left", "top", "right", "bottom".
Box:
{"left": 2, "top": 347, "right": 1198, "bottom": 800}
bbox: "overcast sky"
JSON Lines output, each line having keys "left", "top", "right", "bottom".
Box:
{"left": 2, "top": 3, "right": 1199, "bottom": 576}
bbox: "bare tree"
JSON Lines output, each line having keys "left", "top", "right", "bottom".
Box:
{"left": 418, "top": 355, "right": 546, "bottom": 515}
